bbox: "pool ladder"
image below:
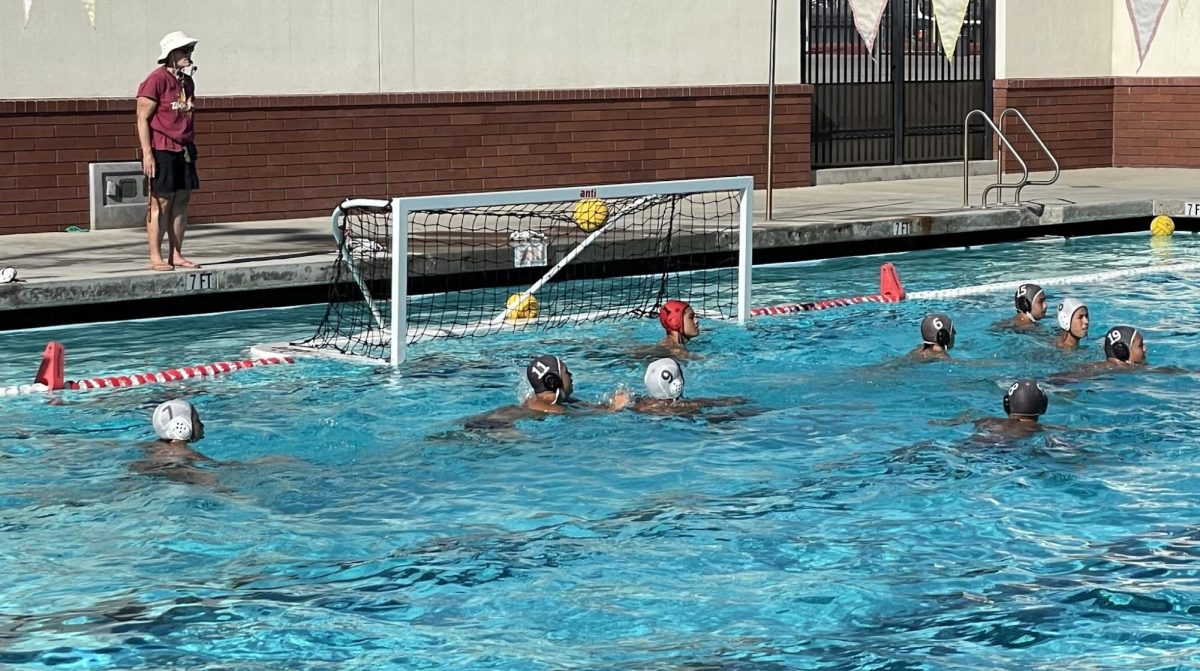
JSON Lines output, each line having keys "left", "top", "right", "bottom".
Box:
{"left": 962, "top": 107, "right": 1060, "bottom": 209}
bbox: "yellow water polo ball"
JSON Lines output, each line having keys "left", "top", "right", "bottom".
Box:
{"left": 572, "top": 198, "right": 608, "bottom": 232}
{"left": 1150, "top": 215, "right": 1175, "bottom": 237}
{"left": 505, "top": 293, "right": 539, "bottom": 321}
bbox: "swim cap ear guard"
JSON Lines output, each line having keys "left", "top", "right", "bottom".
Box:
{"left": 644, "top": 358, "right": 685, "bottom": 400}
{"left": 658, "top": 300, "right": 690, "bottom": 334}
{"left": 921, "top": 314, "right": 955, "bottom": 348}
{"left": 1056, "top": 298, "right": 1085, "bottom": 332}
{"left": 527, "top": 355, "right": 566, "bottom": 402}
{"left": 1003, "top": 379, "right": 1048, "bottom": 418}
{"left": 153, "top": 399, "right": 194, "bottom": 441}
{"left": 1104, "top": 326, "right": 1138, "bottom": 362}
{"left": 1015, "top": 283, "right": 1045, "bottom": 318}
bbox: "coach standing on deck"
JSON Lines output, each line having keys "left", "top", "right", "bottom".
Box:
{"left": 136, "top": 31, "right": 201, "bottom": 271}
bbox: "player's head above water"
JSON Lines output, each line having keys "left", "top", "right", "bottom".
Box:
{"left": 1003, "top": 379, "right": 1048, "bottom": 420}
{"left": 527, "top": 355, "right": 574, "bottom": 403}
{"left": 152, "top": 399, "right": 204, "bottom": 442}
{"left": 920, "top": 313, "right": 956, "bottom": 349}
{"left": 1015, "top": 283, "right": 1047, "bottom": 321}
{"left": 1103, "top": 326, "right": 1146, "bottom": 364}
{"left": 644, "top": 357, "right": 685, "bottom": 400}
{"left": 659, "top": 300, "right": 700, "bottom": 341}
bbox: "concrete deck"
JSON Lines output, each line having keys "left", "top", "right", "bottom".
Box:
{"left": 1, "top": 167, "right": 1198, "bottom": 322}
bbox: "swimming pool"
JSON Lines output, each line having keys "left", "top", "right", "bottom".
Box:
{"left": 2, "top": 232, "right": 1200, "bottom": 669}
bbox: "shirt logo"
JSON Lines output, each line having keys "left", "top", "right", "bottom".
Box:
{"left": 172, "top": 87, "right": 194, "bottom": 115}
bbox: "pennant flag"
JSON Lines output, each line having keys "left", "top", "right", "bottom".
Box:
{"left": 82, "top": 0, "right": 96, "bottom": 28}
{"left": 23, "top": 0, "right": 32, "bottom": 27}
{"left": 932, "top": 0, "right": 971, "bottom": 61}
{"left": 847, "top": 0, "right": 890, "bottom": 54}
{"left": 1126, "top": 0, "right": 1170, "bottom": 66}
{"left": 1181, "top": 0, "right": 1191, "bottom": 14}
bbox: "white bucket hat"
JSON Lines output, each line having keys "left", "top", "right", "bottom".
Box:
{"left": 158, "top": 31, "right": 198, "bottom": 63}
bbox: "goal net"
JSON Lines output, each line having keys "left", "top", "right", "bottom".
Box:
{"left": 289, "top": 177, "right": 753, "bottom": 366}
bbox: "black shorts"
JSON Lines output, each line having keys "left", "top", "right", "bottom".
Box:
{"left": 150, "top": 144, "right": 200, "bottom": 195}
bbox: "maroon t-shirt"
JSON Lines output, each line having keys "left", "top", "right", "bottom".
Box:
{"left": 136, "top": 67, "right": 195, "bottom": 152}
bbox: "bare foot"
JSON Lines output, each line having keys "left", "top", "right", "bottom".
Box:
{"left": 172, "top": 258, "right": 201, "bottom": 269}
{"left": 149, "top": 261, "right": 174, "bottom": 272}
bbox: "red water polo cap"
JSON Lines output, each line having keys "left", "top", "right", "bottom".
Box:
{"left": 659, "top": 299, "right": 690, "bottom": 333}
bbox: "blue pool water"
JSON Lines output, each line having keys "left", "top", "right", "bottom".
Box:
{"left": 3, "top": 233, "right": 1200, "bottom": 670}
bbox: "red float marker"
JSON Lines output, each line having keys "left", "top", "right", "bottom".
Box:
{"left": 750, "top": 262, "right": 907, "bottom": 317}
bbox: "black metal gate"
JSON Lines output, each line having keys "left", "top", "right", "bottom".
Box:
{"left": 801, "top": 0, "right": 993, "bottom": 169}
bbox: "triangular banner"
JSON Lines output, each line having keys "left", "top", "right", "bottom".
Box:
{"left": 23, "top": 0, "right": 32, "bottom": 28}
{"left": 847, "top": 0, "right": 890, "bottom": 54}
{"left": 82, "top": 0, "right": 96, "bottom": 28}
{"left": 1181, "top": 0, "right": 1191, "bottom": 14}
{"left": 932, "top": 0, "right": 971, "bottom": 61}
{"left": 1126, "top": 0, "right": 1170, "bottom": 65}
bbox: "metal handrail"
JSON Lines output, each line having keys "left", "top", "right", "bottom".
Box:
{"left": 997, "top": 107, "right": 1060, "bottom": 204}
{"left": 963, "top": 109, "right": 1028, "bottom": 209}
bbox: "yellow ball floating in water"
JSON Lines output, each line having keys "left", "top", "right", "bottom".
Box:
{"left": 572, "top": 198, "right": 608, "bottom": 232}
{"left": 1150, "top": 215, "right": 1175, "bottom": 237}
{"left": 505, "top": 293, "right": 539, "bottom": 321}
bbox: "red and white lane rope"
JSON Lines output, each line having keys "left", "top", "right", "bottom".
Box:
{"left": 751, "top": 293, "right": 900, "bottom": 316}
{"left": 68, "top": 357, "right": 293, "bottom": 391}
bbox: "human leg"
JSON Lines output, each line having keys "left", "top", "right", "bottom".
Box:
{"left": 147, "top": 193, "right": 175, "bottom": 271}
{"left": 168, "top": 189, "right": 198, "bottom": 268}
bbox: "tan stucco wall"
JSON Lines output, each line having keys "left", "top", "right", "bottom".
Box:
{"left": 1112, "top": 0, "right": 1200, "bottom": 76}
{"left": 0, "top": 0, "right": 796, "bottom": 99}
{"left": 996, "top": 0, "right": 1113, "bottom": 79}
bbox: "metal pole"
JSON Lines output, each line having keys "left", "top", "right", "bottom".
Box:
{"left": 766, "top": 0, "right": 778, "bottom": 221}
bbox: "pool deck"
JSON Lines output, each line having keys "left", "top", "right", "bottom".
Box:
{"left": 1, "top": 166, "right": 1198, "bottom": 323}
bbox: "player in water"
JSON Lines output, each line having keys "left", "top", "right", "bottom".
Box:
{"left": 1049, "top": 325, "right": 1185, "bottom": 381}
{"left": 463, "top": 356, "right": 629, "bottom": 430}
{"left": 971, "top": 379, "right": 1050, "bottom": 439}
{"left": 628, "top": 358, "right": 746, "bottom": 416}
{"left": 910, "top": 313, "right": 956, "bottom": 361}
{"left": 992, "top": 283, "right": 1048, "bottom": 332}
{"left": 1012, "top": 283, "right": 1048, "bottom": 328}
{"left": 1053, "top": 298, "right": 1089, "bottom": 350}
{"left": 134, "top": 399, "right": 215, "bottom": 486}
{"left": 657, "top": 300, "right": 702, "bottom": 356}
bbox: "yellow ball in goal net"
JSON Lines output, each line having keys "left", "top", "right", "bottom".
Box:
{"left": 505, "top": 293, "right": 540, "bottom": 321}
{"left": 572, "top": 198, "right": 609, "bottom": 232}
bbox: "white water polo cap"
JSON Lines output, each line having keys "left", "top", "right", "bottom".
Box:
{"left": 644, "top": 358, "right": 685, "bottom": 400}
{"left": 153, "top": 399, "right": 194, "bottom": 441}
{"left": 1057, "top": 298, "right": 1086, "bottom": 331}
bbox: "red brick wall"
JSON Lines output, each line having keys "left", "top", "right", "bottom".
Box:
{"left": 0, "top": 86, "right": 811, "bottom": 235}
{"left": 992, "top": 78, "right": 1114, "bottom": 172}
{"left": 1113, "top": 78, "right": 1200, "bottom": 168}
